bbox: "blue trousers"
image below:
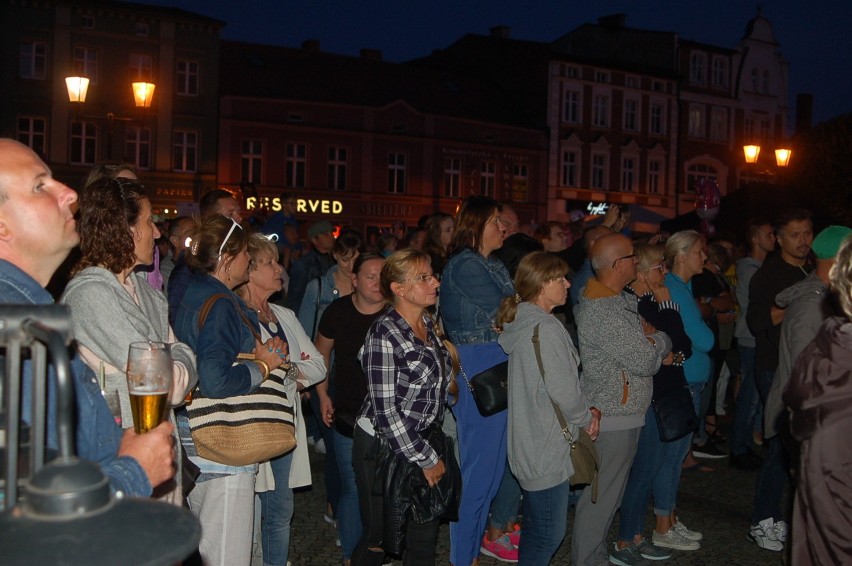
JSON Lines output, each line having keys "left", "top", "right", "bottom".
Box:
{"left": 333, "top": 430, "right": 362, "bottom": 560}
{"left": 519, "top": 480, "right": 580, "bottom": 565}
{"left": 449, "top": 342, "right": 509, "bottom": 566}
{"left": 731, "top": 346, "right": 761, "bottom": 455}
{"left": 259, "top": 452, "right": 294, "bottom": 566}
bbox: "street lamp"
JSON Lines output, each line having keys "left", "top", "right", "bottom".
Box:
{"left": 741, "top": 143, "right": 792, "bottom": 167}
{"left": 65, "top": 76, "right": 157, "bottom": 160}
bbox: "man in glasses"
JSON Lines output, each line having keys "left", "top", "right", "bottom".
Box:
{"left": 573, "top": 233, "right": 673, "bottom": 565}
{"left": 0, "top": 138, "right": 175, "bottom": 498}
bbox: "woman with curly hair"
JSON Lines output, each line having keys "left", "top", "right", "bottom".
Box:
{"left": 61, "top": 176, "right": 198, "bottom": 503}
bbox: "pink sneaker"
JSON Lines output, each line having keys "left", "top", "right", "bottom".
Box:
{"left": 481, "top": 534, "right": 519, "bottom": 563}
{"left": 507, "top": 525, "right": 521, "bottom": 548}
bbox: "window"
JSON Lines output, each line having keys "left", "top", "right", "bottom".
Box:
{"left": 129, "top": 53, "right": 153, "bottom": 81}
{"left": 649, "top": 102, "right": 665, "bottom": 135}
{"left": 760, "top": 119, "right": 771, "bottom": 140}
{"left": 751, "top": 68, "right": 760, "bottom": 91}
{"left": 173, "top": 130, "right": 197, "bottom": 172}
{"left": 70, "top": 122, "right": 97, "bottom": 165}
{"left": 685, "top": 163, "right": 717, "bottom": 193}
{"left": 327, "top": 147, "right": 347, "bottom": 191}
{"left": 595, "top": 70, "right": 609, "bottom": 83}
{"left": 648, "top": 160, "right": 662, "bottom": 194}
{"left": 73, "top": 46, "right": 98, "bottom": 82}
{"left": 563, "top": 89, "right": 580, "bottom": 124}
{"left": 125, "top": 127, "right": 152, "bottom": 169}
{"left": 744, "top": 118, "right": 756, "bottom": 141}
{"left": 688, "top": 105, "right": 705, "bottom": 138}
{"left": 689, "top": 52, "right": 706, "bottom": 84}
{"left": 623, "top": 98, "right": 638, "bottom": 131}
{"left": 591, "top": 154, "right": 607, "bottom": 189}
{"left": 621, "top": 157, "right": 636, "bottom": 192}
{"left": 387, "top": 153, "right": 406, "bottom": 194}
{"left": 711, "top": 57, "right": 728, "bottom": 88}
{"left": 593, "top": 94, "right": 610, "bottom": 128}
{"left": 480, "top": 160, "right": 496, "bottom": 197}
{"left": 561, "top": 150, "right": 578, "bottom": 187}
{"left": 176, "top": 59, "right": 199, "bottom": 96}
{"left": 241, "top": 140, "right": 263, "bottom": 183}
{"left": 135, "top": 22, "right": 150, "bottom": 37}
{"left": 652, "top": 81, "right": 665, "bottom": 92}
{"left": 625, "top": 75, "right": 640, "bottom": 88}
{"left": 17, "top": 117, "right": 47, "bottom": 158}
{"left": 285, "top": 143, "right": 306, "bottom": 188}
{"left": 762, "top": 70, "right": 771, "bottom": 94}
{"left": 511, "top": 164, "right": 528, "bottom": 202}
{"left": 20, "top": 41, "right": 47, "bottom": 79}
{"left": 710, "top": 107, "right": 728, "bottom": 140}
{"left": 561, "top": 64, "right": 579, "bottom": 78}
{"left": 444, "top": 158, "right": 461, "bottom": 198}
{"left": 81, "top": 15, "right": 95, "bottom": 29}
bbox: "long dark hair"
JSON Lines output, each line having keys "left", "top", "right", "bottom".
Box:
{"left": 447, "top": 195, "right": 500, "bottom": 256}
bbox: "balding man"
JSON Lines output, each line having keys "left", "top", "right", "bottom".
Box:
{"left": 0, "top": 139, "right": 174, "bottom": 497}
{"left": 569, "top": 225, "right": 613, "bottom": 306}
{"left": 500, "top": 205, "right": 520, "bottom": 237}
{"left": 572, "top": 233, "right": 672, "bottom": 566}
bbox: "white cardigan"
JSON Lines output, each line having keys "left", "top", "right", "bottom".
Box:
{"left": 256, "top": 303, "right": 326, "bottom": 490}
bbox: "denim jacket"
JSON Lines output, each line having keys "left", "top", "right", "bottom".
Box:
{"left": 298, "top": 265, "right": 342, "bottom": 340}
{"left": 0, "top": 260, "right": 151, "bottom": 497}
{"left": 173, "top": 272, "right": 263, "bottom": 477}
{"left": 440, "top": 249, "right": 515, "bottom": 344}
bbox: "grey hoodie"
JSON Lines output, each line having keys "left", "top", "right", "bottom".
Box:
{"left": 764, "top": 273, "right": 834, "bottom": 437}
{"left": 499, "top": 302, "right": 592, "bottom": 492}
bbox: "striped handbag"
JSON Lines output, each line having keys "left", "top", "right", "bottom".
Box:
{"left": 186, "top": 293, "right": 296, "bottom": 466}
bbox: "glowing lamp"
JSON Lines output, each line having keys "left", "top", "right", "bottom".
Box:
{"left": 743, "top": 145, "right": 760, "bottom": 164}
{"left": 775, "top": 148, "right": 792, "bottom": 167}
{"left": 65, "top": 76, "right": 90, "bottom": 103}
{"left": 132, "top": 82, "right": 156, "bottom": 108}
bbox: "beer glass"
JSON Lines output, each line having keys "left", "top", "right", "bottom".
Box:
{"left": 126, "top": 341, "right": 173, "bottom": 434}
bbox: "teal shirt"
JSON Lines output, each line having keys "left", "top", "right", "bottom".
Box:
{"left": 665, "top": 272, "right": 715, "bottom": 384}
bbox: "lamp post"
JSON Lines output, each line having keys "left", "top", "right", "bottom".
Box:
{"left": 741, "top": 143, "right": 792, "bottom": 185}
{"left": 65, "top": 76, "right": 156, "bottom": 161}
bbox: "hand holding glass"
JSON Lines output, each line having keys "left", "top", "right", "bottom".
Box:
{"left": 126, "top": 342, "right": 173, "bottom": 434}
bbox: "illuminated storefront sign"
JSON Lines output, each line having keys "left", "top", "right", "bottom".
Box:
{"left": 246, "top": 197, "right": 343, "bottom": 214}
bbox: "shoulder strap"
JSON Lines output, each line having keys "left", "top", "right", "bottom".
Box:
{"left": 532, "top": 322, "right": 574, "bottom": 443}
{"left": 197, "top": 292, "right": 262, "bottom": 343}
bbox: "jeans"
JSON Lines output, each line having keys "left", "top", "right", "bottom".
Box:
{"left": 519, "top": 480, "right": 579, "bottom": 565}
{"left": 310, "top": 388, "right": 342, "bottom": 515}
{"left": 688, "top": 382, "right": 705, "bottom": 448}
{"left": 351, "top": 426, "right": 439, "bottom": 566}
{"left": 732, "top": 346, "right": 760, "bottom": 455}
{"left": 751, "top": 436, "right": 791, "bottom": 524}
{"left": 259, "top": 452, "right": 294, "bottom": 566}
{"left": 489, "top": 458, "right": 522, "bottom": 530}
{"left": 333, "top": 430, "right": 362, "bottom": 560}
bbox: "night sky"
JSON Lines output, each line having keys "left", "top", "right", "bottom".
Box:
{"left": 138, "top": 0, "right": 850, "bottom": 126}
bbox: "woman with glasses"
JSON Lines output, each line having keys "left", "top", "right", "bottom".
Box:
{"left": 173, "top": 215, "right": 290, "bottom": 566}
{"left": 440, "top": 195, "right": 517, "bottom": 565}
{"left": 611, "top": 243, "right": 700, "bottom": 563}
{"left": 236, "top": 234, "right": 327, "bottom": 566}
{"left": 61, "top": 176, "right": 197, "bottom": 504}
{"left": 351, "top": 248, "right": 454, "bottom": 566}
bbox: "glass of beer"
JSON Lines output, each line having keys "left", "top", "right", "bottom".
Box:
{"left": 126, "top": 341, "right": 173, "bottom": 434}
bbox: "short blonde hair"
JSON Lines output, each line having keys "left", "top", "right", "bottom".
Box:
{"left": 829, "top": 234, "right": 852, "bottom": 319}
{"left": 664, "top": 230, "right": 702, "bottom": 269}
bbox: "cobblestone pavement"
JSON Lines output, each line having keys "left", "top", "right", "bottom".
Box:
{"left": 255, "top": 419, "right": 789, "bottom": 565}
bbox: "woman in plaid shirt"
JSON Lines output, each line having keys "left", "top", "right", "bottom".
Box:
{"left": 351, "top": 248, "right": 453, "bottom": 566}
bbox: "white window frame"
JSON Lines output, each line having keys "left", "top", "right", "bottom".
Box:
{"left": 480, "top": 160, "right": 496, "bottom": 197}
{"left": 711, "top": 56, "right": 728, "bottom": 88}
{"left": 19, "top": 41, "right": 47, "bottom": 79}
{"left": 70, "top": 121, "right": 97, "bottom": 165}
{"left": 388, "top": 152, "right": 407, "bottom": 194}
{"left": 688, "top": 105, "right": 705, "bottom": 138}
{"left": 623, "top": 97, "right": 639, "bottom": 131}
{"left": 647, "top": 159, "right": 662, "bottom": 195}
{"left": 241, "top": 139, "right": 263, "bottom": 184}
{"left": 126, "top": 126, "right": 152, "bottom": 170}
{"left": 176, "top": 59, "right": 199, "bottom": 96}
{"left": 685, "top": 163, "right": 718, "bottom": 193}
{"left": 327, "top": 146, "right": 347, "bottom": 191}
{"left": 17, "top": 116, "right": 47, "bottom": 157}
{"left": 561, "top": 150, "right": 579, "bottom": 187}
{"left": 285, "top": 143, "right": 307, "bottom": 188}
{"left": 592, "top": 93, "right": 610, "bottom": 128}
{"left": 689, "top": 52, "right": 707, "bottom": 84}
{"left": 621, "top": 156, "right": 637, "bottom": 192}
{"left": 563, "top": 88, "right": 581, "bottom": 124}
{"left": 173, "top": 130, "right": 198, "bottom": 172}
{"left": 444, "top": 158, "right": 461, "bottom": 198}
{"left": 710, "top": 107, "right": 728, "bottom": 141}
{"left": 129, "top": 53, "right": 153, "bottom": 81}
{"left": 649, "top": 101, "right": 665, "bottom": 135}
{"left": 591, "top": 153, "right": 608, "bottom": 189}
{"left": 73, "top": 46, "right": 98, "bottom": 83}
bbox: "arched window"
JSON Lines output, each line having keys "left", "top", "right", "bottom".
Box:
{"left": 686, "top": 163, "right": 718, "bottom": 193}
{"left": 762, "top": 70, "right": 770, "bottom": 94}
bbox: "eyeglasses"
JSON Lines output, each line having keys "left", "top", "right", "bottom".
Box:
{"left": 413, "top": 273, "right": 439, "bottom": 284}
{"left": 218, "top": 217, "right": 243, "bottom": 260}
{"left": 611, "top": 252, "right": 638, "bottom": 269}
{"left": 648, "top": 262, "right": 666, "bottom": 272}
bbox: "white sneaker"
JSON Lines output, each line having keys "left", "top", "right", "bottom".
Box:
{"left": 315, "top": 438, "right": 326, "bottom": 454}
{"left": 747, "top": 518, "right": 784, "bottom": 551}
{"left": 652, "top": 528, "right": 700, "bottom": 551}
{"left": 672, "top": 519, "right": 703, "bottom": 541}
{"left": 773, "top": 520, "right": 789, "bottom": 543}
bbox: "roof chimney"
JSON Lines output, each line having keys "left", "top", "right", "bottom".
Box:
{"left": 360, "top": 48, "right": 382, "bottom": 61}
{"left": 490, "top": 25, "right": 510, "bottom": 38}
{"left": 301, "top": 39, "right": 320, "bottom": 52}
{"left": 598, "top": 14, "right": 626, "bottom": 28}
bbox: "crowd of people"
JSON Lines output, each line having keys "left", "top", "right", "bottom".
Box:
{"left": 2, "top": 136, "right": 851, "bottom": 566}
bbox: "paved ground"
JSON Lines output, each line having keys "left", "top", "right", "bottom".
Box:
{"left": 254, "top": 416, "right": 790, "bottom": 565}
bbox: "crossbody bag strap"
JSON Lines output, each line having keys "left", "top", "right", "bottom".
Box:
{"left": 532, "top": 322, "right": 574, "bottom": 443}
{"left": 197, "top": 292, "right": 262, "bottom": 343}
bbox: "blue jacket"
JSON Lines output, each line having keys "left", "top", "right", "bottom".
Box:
{"left": 440, "top": 248, "right": 514, "bottom": 344}
{"left": 665, "top": 272, "right": 715, "bottom": 384}
{"left": 0, "top": 260, "right": 151, "bottom": 497}
{"left": 298, "top": 265, "right": 342, "bottom": 340}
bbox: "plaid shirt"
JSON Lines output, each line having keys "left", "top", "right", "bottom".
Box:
{"left": 359, "top": 309, "right": 451, "bottom": 468}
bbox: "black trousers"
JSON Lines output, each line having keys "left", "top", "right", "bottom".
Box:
{"left": 350, "top": 425, "right": 439, "bottom": 566}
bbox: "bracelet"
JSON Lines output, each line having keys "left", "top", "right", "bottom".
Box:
{"left": 253, "top": 359, "right": 270, "bottom": 381}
